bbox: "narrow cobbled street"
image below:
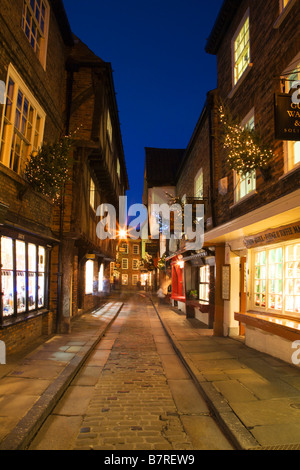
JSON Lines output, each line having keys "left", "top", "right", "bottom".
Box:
{"left": 28, "top": 294, "right": 233, "bottom": 451}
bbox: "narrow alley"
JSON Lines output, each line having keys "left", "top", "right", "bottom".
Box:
{"left": 27, "top": 294, "right": 233, "bottom": 451}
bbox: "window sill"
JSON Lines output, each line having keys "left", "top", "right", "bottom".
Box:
{"left": 279, "top": 163, "right": 300, "bottom": 181}
{"left": 235, "top": 310, "right": 300, "bottom": 342}
{"left": 273, "top": 0, "right": 298, "bottom": 29}
{"left": 230, "top": 190, "right": 257, "bottom": 209}
{"left": 0, "top": 308, "right": 49, "bottom": 328}
{"left": 228, "top": 64, "right": 253, "bottom": 99}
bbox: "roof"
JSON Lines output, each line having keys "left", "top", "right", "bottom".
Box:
{"left": 205, "top": 0, "right": 242, "bottom": 55}
{"left": 144, "top": 148, "right": 185, "bottom": 187}
{"left": 50, "top": 0, "right": 74, "bottom": 47}
{"left": 69, "top": 35, "right": 105, "bottom": 66}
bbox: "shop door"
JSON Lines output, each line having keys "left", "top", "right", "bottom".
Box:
{"left": 239, "top": 257, "right": 247, "bottom": 335}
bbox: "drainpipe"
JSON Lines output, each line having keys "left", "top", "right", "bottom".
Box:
{"left": 208, "top": 95, "right": 216, "bottom": 228}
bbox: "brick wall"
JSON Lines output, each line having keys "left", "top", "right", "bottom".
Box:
{"left": 212, "top": 0, "right": 300, "bottom": 227}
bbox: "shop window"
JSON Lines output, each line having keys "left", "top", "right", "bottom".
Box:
{"left": 122, "top": 274, "right": 128, "bottom": 286}
{"left": 0, "top": 236, "right": 47, "bottom": 319}
{"left": 234, "top": 112, "right": 256, "bottom": 203}
{"left": 22, "top": 0, "right": 49, "bottom": 68}
{"left": 232, "top": 11, "right": 250, "bottom": 86}
{"left": 85, "top": 260, "right": 94, "bottom": 295}
{"left": 132, "top": 274, "right": 139, "bottom": 286}
{"left": 0, "top": 65, "right": 45, "bottom": 176}
{"left": 253, "top": 241, "right": 300, "bottom": 316}
{"left": 199, "top": 265, "right": 210, "bottom": 304}
{"left": 98, "top": 264, "right": 104, "bottom": 292}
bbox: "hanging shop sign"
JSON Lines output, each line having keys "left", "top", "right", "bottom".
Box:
{"left": 244, "top": 221, "right": 300, "bottom": 249}
{"left": 274, "top": 94, "right": 300, "bottom": 141}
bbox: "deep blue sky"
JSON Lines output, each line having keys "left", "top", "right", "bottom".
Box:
{"left": 63, "top": 0, "right": 224, "bottom": 207}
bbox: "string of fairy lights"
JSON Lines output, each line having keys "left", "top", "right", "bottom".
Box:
{"left": 219, "top": 105, "right": 274, "bottom": 176}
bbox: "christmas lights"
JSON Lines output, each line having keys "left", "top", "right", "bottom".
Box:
{"left": 219, "top": 105, "right": 274, "bottom": 177}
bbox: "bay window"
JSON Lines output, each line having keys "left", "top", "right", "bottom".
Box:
{"left": 0, "top": 236, "right": 48, "bottom": 320}
{"left": 252, "top": 241, "right": 300, "bottom": 317}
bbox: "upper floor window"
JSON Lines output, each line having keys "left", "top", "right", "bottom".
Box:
{"left": 120, "top": 243, "right": 128, "bottom": 254}
{"left": 89, "top": 177, "right": 96, "bottom": 210}
{"left": 133, "top": 244, "right": 139, "bottom": 255}
{"left": 234, "top": 111, "right": 256, "bottom": 203}
{"left": 22, "top": 0, "right": 49, "bottom": 68}
{"left": 194, "top": 168, "right": 203, "bottom": 198}
{"left": 233, "top": 12, "right": 250, "bottom": 86}
{"left": 107, "top": 110, "right": 113, "bottom": 147}
{"left": 0, "top": 65, "right": 45, "bottom": 176}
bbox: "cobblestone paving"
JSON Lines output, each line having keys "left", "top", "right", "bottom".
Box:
{"left": 73, "top": 300, "right": 194, "bottom": 450}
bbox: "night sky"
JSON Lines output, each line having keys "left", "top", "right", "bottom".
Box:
{"left": 62, "top": 0, "right": 224, "bottom": 207}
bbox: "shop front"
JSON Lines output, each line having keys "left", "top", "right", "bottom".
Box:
{"left": 204, "top": 189, "right": 300, "bottom": 365}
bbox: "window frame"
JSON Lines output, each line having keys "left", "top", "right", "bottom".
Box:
{"left": 133, "top": 244, "right": 139, "bottom": 255}
{"left": 250, "top": 240, "right": 300, "bottom": 318}
{"left": 122, "top": 258, "right": 128, "bottom": 270}
{"left": 21, "top": 0, "right": 50, "bottom": 69}
{"left": 132, "top": 259, "right": 139, "bottom": 270}
{"left": 0, "top": 64, "right": 46, "bottom": 176}
{"left": 233, "top": 109, "right": 257, "bottom": 204}
{"left": 0, "top": 235, "right": 48, "bottom": 322}
{"left": 194, "top": 168, "right": 203, "bottom": 199}
{"left": 231, "top": 9, "right": 251, "bottom": 89}
{"left": 199, "top": 265, "right": 210, "bottom": 305}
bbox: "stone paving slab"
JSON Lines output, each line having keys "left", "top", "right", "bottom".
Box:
{"left": 0, "top": 302, "right": 123, "bottom": 450}
{"left": 152, "top": 297, "right": 300, "bottom": 450}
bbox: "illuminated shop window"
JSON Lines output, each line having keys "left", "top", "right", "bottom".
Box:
{"left": 98, "top": 264, "right": 104, "bottom": 292}
{"left": 199, "top": 265, "right": 210, "bottom": 304}
{"left": 0, "top": 66, "right": 45, "bottom": 175}
{"left": 0, "top": 236, "right": 47, "bottom": 318}
{"left": 85, "top": 260, "right": 94, "bottom": 294}
{"left": 22, "top": 0, "right": 49, "bottom": 67}
{"left": 233, "top": 13, "right": 250, "bottom": 85}
{"left": 253, "top": 242, "right": 300, "bottom": 316}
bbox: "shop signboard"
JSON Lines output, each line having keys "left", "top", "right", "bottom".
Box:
{"left": 274, "top": 94, "right": 300, "bottom": 141}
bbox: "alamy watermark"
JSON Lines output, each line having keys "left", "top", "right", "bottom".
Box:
{"left": 95, "top": 196, "right": 204, "bottom": 251}
{"left": 0, "top": 80, "right": 5, "bottom": 105}
{"left": 0, "top": 341, "right": 6, "bottom": 365}
{"left": 291, "top": 81, "right": 300, "bottom": 105}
